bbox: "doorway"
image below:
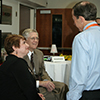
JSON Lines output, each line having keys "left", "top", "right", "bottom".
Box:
{"left": 19, "top": 4, "right": 35, "bottom": 34}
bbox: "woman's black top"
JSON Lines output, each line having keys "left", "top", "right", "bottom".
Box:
{"left": 0, "top": 54, "right": 41, "bottom": 100}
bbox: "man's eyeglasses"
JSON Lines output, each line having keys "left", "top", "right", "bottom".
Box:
{"left": 30, "top": 37, "right": 39, "bottom": 41}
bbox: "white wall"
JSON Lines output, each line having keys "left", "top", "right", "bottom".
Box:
{"left": 0, "top": 0, "right": 46, "bottom": 34}
{"left": 29, "top": 0, "right": 47, "bottom": 6}
{"left": 46, "top": 0, "right": 100, "bottom": 17}
{"left": 0, "top": 0, "right": 19, "bottom": 34}
{"left": 0, "top": 0, "right": 100, "bottom": 35}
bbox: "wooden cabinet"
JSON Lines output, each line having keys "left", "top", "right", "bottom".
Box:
{"left": 36, "top": 9, "right": 78, "bottom": 55}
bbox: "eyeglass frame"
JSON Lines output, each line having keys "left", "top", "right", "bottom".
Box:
{"left": 29, "top": 37, "right": 39, "bottom": 41}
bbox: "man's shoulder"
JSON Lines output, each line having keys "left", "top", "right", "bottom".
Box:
{"left": 23, "top": 54, "right": 28, "bottom": 59}
{"left": 34, "top": 49, "right": 43, "bottom": 55}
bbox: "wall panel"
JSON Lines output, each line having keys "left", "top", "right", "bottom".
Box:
{"left": 36, "top": 8, "right": 78, "bottom": 55}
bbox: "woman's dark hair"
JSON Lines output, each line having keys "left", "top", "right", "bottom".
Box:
{"left": 72, "top": 1, "right": 97, "bottom": 20}
{"left": 4, "top": 34, "right": 25, "bottom": 54}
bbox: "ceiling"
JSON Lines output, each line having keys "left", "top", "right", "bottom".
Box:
{"left": 15, "top": 0, "right": 47, "bottom": 8}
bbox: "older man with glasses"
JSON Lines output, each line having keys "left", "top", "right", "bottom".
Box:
{"left": 22, "top": 28, "right": 68, "bottom": 100}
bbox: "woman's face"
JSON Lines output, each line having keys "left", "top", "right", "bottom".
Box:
{"left": 17, "top": 39, "right": 29, "bottom": 57}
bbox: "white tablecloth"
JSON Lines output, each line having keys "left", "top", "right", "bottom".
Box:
{"left": 44, "top": 61, "right": 71, "bottom": 86}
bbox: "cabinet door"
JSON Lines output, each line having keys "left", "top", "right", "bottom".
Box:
{"left": 36, "top": 9, "right": 78, "bottom": 55}
{"left": 62, "top": 9, "right": 78, "bottom": 47}
{"left": 36, "top": 9, "right": 52, "bottom": 47}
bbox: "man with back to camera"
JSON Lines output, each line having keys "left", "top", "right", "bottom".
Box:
{"left": 67, "top": 1, "right": 100, "bottom": 100}
{"left": 22, "top": 28, "right": 69, "bottom": 100}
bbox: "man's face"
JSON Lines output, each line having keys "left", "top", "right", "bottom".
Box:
{"left": 72, "top": 10, "right": 83, "bottom": 31}
{"left": 96, "top": 19, "right": 100, "bottom": 26}
{"left": 26, "top": 32, "right": 39, "bottom": 51}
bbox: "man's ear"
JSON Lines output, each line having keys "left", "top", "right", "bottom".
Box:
{"left": 79, "top": 16, "right": 85, "bottom": 23}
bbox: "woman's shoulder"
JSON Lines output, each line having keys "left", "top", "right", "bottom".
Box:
{"left": 6, "top": 54, "right": 28, "bottom": 67}
{"left": 16, "top": 57, "right": 28, "bottom": 66}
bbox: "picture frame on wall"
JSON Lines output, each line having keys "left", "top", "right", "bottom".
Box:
{"left": 0, "top": 0, "right": 2, "bottom": 24}
{"left": 0, "top": 30, "right": 1, "bottom": 59}
{"left": 2, "top": 4, "right": 12, "bottom": 25}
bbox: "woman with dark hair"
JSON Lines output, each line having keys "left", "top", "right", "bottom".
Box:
{"left": 0, "top": 34, "right": 45, "bottom": 100}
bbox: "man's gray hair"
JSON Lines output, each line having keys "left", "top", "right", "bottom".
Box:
{"left": 22, "top": 28, "right": 39, "bottom": 40}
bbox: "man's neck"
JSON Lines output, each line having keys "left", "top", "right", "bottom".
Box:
{"left": 83, "top": 20, "right": 95, "bottom": 30}
{"left": 84, "top": 20, "right": 95, "bottom": 26}
{"left": 29, "top": 48, "right": 35, "bottom": 52}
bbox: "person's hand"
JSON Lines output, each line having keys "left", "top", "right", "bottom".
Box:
{"left": 38, "top": 93, "right": 45, "bottom": 100}
{"left": 39, "top": 81, "right": 55, "bottom": 92}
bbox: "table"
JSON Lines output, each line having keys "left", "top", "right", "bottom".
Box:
{"left": 44, "top": 61, "right": 71, "bottom": 86}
